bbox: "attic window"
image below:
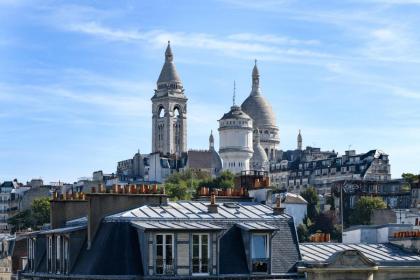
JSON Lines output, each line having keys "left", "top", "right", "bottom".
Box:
{"left": 251, "top": 233, "right": 269, "bottom": 273}
{"left": 28, "top": 238, "right": 36, "bottom": 272}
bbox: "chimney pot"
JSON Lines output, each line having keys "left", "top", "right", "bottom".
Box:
{"left": 91, "top": 187, "right": 96, "bottom": 193}
{"left": 208, "top": 192, "right": 218, "bottom": 213}
{"left": 273, "top": 195, "right": 285, "bottom": 215}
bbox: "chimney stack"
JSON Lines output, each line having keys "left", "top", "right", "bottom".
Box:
{"left": 273, "top": 195, "right": 285, "bottom": 215}
{"left": 208, "top": 192, "right": 218, "bottom": 213}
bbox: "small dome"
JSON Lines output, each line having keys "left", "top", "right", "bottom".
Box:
{"left": 220, "top": 105, "right": 251, "bottom": 121}
{"left": 251, "top": 141, "right": 268, "bottom": 164}
{"left": 251, "top": 132, "right": 268, "bottom": 170}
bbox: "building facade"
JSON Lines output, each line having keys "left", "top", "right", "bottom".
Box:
{"left": 22, "top": 192, "right": 302, "bottom": 280}
{"left": 270, "top": 148, "right": 392, "bottom": 194}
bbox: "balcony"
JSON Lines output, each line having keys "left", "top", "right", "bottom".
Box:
{"left": 155, "top": 258, "right": 175, "bottom": 275}
{"left": 192, "top": 257, "right": 209, "bottom": 274}
{"left": 252, "top": 258, "right": 269, "bottom": 273}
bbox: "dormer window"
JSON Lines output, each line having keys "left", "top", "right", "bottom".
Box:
{"left": 192, "top": 234, "right": 209, "bottom": 275}
{"left": 28, "top": 238, "right": 36, "bottom": 272}
{"left": 155, "top": 234, "right": 174, "bottom": 275}
{"left": 56, "top": 235, "right": 61, "bottom": 274}
{"left": 251, "top": 233, "right": 269, "bottom": 273}
{"left": 47, "top": 236, "right": 53, "bottom": 273}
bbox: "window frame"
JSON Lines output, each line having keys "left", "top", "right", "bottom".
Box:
{"left": 191, "top": 233, "right": 210, "bottom": 275}
{"left": 154, "top": 233, "right": 175, "bottom": 275}
{"left": 28, "top": 237, "right": 36, "bottom": 272}
{"left": 47, "top": 235, "right": 53, "bottom": 273}
{"left": 63, "top": 237, "right": 69, "bottom": 274}
{"left": 250, "top": 233, "right": 270, "bottom": 274}
{"left": 55, "top": 235, "right": 61, "bottom": 274}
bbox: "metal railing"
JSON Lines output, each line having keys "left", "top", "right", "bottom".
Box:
{"left": 252, "top": 258, "right": 269, "bottom": 273}
{"left": 155, "top": 258, "right": 175, "bottom": 275}
{"left": 192, "top": 257, "right": 209, "bottom": 274}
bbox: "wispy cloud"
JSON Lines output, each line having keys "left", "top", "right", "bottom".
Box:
{"left": 63, "top": 21, "right": 333, "bottom": 63}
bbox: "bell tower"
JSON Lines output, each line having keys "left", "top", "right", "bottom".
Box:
{"left": 151, "top": 42, "right": 188, "bottom": 157}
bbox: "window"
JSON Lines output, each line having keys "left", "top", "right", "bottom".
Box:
{"left": 28, "top": 238, "right": 35, "bottom": 271}
{"left": 63, "top": 238, "right": 69, "bottom": 274}
{"left": 158, "top": 106, "right": 165, "bottom": 118}
{"left": 192, "top": 234, "right": 209, "bottom": 274}
{"left": 56, "top": 236, "right": 61, "bottom": 273}
{"left": 251, "top": 234, "right": 269, "bottom": 273}
{"left": 47, "top": 236, "right": 53, "bottom": 273}
{"left": 155, "top": 234, "right": 174, "bottom": 275}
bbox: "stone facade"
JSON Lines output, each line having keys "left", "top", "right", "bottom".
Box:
{"left": 218, "top": 105, "right": 253, "bottom": 174}
{"left": 270, "top": 148, "right": 392, "bottom": 194}
{"left": 151, "top": 42, "right": 187, "bottom": 157}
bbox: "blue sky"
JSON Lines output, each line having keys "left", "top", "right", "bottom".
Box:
{"left": 1, "top": 0, "right": 420, "bottom": 183}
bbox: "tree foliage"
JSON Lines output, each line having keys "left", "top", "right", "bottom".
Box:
{"left": 297, "top": 223, "right": 309, "bottom": 242}
{"left": 349, "top": 196, "right": 387, "bottom": 226}
{"left": 300, "top": 187, "right": 319, "bottom": 220}
{"left": 198, "top": 170, "right": 235, "bottom": 189}
{"left": 164, "top": 169, "right": 236, "bottom": 200}
{"left": 8, "top": 197, "right": 50, "bottom": 232}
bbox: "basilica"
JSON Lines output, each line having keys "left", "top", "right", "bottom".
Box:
{"left": 115, "top": 42, "right": 393, "bottom": 194}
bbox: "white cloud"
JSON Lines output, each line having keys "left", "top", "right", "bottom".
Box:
{"left": 62, "top": 21, "right": 333, "bottom": 64}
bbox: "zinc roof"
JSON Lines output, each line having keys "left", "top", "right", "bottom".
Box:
{"left": 105, "top": 201, "right": 290, "bottom": 221}
{"left": 236, "top": 222, "right": 279, "bottom": 231}
{"left": 131, "top": 220, "right": 222, "bottom": 231}
{"left": 300, "top": 243, "right": 420, "bottom": 265}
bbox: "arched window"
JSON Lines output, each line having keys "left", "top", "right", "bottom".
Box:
{"left": 174, "top": 107, "right": 181, "bottom": 118}
{"left": 158, "top": 106, "right": 165, "bottom": 118}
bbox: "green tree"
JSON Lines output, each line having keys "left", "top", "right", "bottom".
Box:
{"left": 31, "top": 197, "right": 50, "bottom": 228}
{"left": 312, "top": 212, "right": 336, "bottom": 234}
{"left": 349, "top": 196, "right": 387, "bottom": 225}
{"left": 8, "top": 197, "right": 50, "bottom": 232}
{"left": 297, "top": 223, "right": 309, "bottom": 242}
{"left": 214, "top": 170, "right": 235, "bottom": 189}
{"left": 164, "top": 169, "right": 212, "bottom": 200}
{"left": 7, "top": 210, "right": 32, "bottom": 232}
{"left": 300, "top": 187, "right": 319, "bottom": 220}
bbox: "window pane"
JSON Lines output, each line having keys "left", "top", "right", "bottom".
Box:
{"left": 193, "top": 234, "right": 199, "bottom": 245}
{"left": 202, "top": 244, "right": 208, "bottom": 258}
{"left": 156, "top": 245, "right": 163, "bottom": 258}
{"left": 166, "top": 244, "right": 172, "bottom": 259}
{"left": 166, "top": 234, "right": 172, "bottom": 244}
{"left": 202, "top": 234, "right": 208, "bottom": 244}
{"left": 156, "top": 235, "right": 163, "bottom": 244}
{"left": 252, "top": 235, "right": 267, "bottom": 259}
{"left": 193, "top": 244, "right": 199, "bottom": 258}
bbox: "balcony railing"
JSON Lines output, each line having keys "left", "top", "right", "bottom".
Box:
{"left": 252, "top": 258, "right": 269, "bottom": 273}
{"left": 192, "top": 257, "right": 209, "bottom": 274}
{"left": 155, "top": 258, "right": 175, "bottom": 275}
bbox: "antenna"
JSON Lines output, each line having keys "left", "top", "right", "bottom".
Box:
{"left": 233, "top": 80, "right": 236, "bottom": 106}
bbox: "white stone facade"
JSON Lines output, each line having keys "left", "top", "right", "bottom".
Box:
{"left": 218, "top": 106, "right": 253, "bottom": 174}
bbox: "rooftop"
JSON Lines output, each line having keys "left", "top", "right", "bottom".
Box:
{"left": 105, "top": 201, "right": 290, "bottom": 221}
{"left": 300, "top": 242, "right": 420, "bottom": 265}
